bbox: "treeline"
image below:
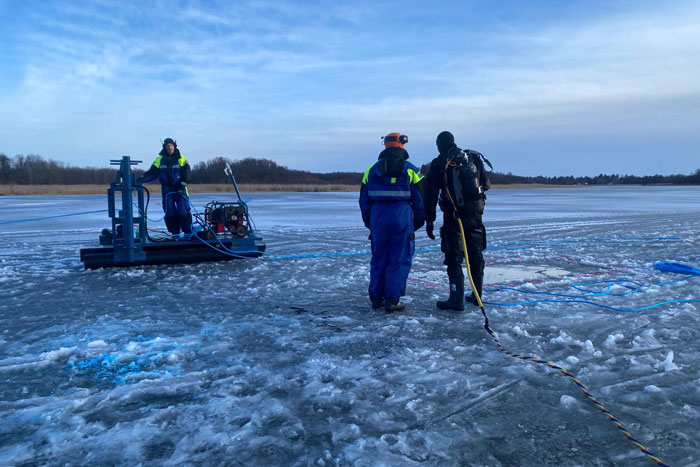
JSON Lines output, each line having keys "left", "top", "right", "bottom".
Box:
{"left": 0, "top": 154, "right": 115, "bottom": 185}
{"left": 488, "top": 170, "right": 700, "bottom": 185}
{"left": 0, "top": 153, "right": 361, "bottom": 185}
{"left": 1, "top": 153, "right": 699, "bottom": 186}
{"left": 189, "top": 157, "right": 360, "bottom": 185}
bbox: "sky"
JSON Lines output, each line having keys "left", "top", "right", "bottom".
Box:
{"left": 0, "top": 0, "right": 698, "bottom": 176}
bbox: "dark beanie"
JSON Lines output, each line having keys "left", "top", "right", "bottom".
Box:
{"left": 436, "top": 131, "right": 456, "bottom": 153}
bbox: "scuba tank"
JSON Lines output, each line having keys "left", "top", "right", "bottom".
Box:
{"left": 445, "top": 147, "right": 486, "bottom": 215}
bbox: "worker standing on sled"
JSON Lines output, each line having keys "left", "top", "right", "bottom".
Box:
{"left": 359, "top": 133, "right": 425, "bottom": 312}
{"left": 424, "top": 131, "right": 492, "bottom": 310}
{"left": 138, "top": 137, "right": 193, "bottom": 236}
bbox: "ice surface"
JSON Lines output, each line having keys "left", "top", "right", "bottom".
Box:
{"left": 1, "top": 186, "right": 700, "bottom": 465}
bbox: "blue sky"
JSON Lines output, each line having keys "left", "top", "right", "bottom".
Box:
{"left": 0, "top": 0, "right": 698, "bottom": 176}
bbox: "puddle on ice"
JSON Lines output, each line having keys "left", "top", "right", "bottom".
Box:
{"left": 411, "top": 265, "right": 570, "bottom": 288}
{"left": 484, "top": 265, "right": 570, "bottom": 285}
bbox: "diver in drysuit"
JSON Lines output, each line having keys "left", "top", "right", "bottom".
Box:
{"left": 424, "top": 131, "right": 491, "bottom": 310}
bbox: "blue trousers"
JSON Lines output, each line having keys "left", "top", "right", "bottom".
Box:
{"left": 162, "top": 192, "right": 192, "bottom": 235}
{"left": 368, "top": 201, "right": 415, "bottom": 301}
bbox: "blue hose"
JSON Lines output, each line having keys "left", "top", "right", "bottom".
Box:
{"left": 0, "top": 209, "right": 108, "bottom": 226}
{"left": 483, "top": 297, "right": 700, "bottom": 313}
{"left": 485, "top": 273, "right": 697, "bottom": 312}
{"left": 654, "top": 261, "right": 700, "bottom": 276}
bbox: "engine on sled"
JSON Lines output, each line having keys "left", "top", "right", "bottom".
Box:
{"left": 200, "top": 201, "right": 250, "bottom": 239}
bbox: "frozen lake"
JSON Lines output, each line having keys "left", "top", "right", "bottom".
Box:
{"left": 1, "top": 185, "right": 699, "bottom": 466}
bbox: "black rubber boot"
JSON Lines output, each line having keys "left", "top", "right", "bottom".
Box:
{"left": 465, "top": 292, "right": 481, "bottom": 306}
{"left": 465, "top": 262, "right": 484, "bottom": 306}
{"left": 465, "top": 277, "right": 484, "bottom": 307}
{"left": 177, "top": 213, "right": 193, "bottom": 235}
{"left": 164, "top": 216, "right": 180, "bottom": 235}
{"left": 371, "top": 298, "right": 385, "bottom": 309}
{"left": 385, "top": 298, "right": 405, "bottom": 312}
{"left": 437, "top": 280, "right": 464, "bottom": 311}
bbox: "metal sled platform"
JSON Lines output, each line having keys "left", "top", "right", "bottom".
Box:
{"left": 80, "top": 235, "right": 265, "bottom": 269}
{"left": 79, "top": 156, "right": 266, "bottom": 269}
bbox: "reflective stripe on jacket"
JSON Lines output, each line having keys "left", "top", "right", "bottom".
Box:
{"left": 359, "top": 160, "right": 425, "bottom": 230}
{"left": 153, "top": 154, "right": 188, "bottom": 169}
{"left": 151, "top": 154, "right": 189, "bottom": 192}
{"left": 361, "top": 161, "right": 422, "bottom": 202}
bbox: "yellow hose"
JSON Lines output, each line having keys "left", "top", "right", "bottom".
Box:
{"left": 456, "top": 217, "right": 483, "bottom": 308}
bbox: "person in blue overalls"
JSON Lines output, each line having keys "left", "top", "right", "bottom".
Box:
{"left": 138, "top": 137, "right": 193, "bottom": 236}
{"left": 359, "top": 132, "right": 424, "bottom": 312}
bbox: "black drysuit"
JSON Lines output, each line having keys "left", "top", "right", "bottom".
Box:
{"left": 424, "top": 144, "right": 490, "bottom": 300}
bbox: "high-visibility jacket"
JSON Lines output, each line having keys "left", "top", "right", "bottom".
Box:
{"left": 359, "top": 159, "right": 424, "bottom": 228}
{"left": 141, "top": 149, "right": 191, "bottom": 197}
{"left": 359, "top": 151, "right": 425, "bottom": 301}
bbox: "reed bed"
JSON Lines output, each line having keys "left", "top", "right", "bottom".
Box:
{"left": 0, "top": 183, "right": 585, "bottom": 196}
{"left": 0, "top": 183, "right": 360, "bottom": 196}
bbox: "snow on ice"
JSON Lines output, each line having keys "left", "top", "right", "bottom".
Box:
{"left": 1, "top": 186, "right": 699, "bottom": 465}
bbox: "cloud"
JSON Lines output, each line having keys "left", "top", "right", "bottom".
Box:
{"left": 0, "top": 1, "right": 698, "bottom": 175}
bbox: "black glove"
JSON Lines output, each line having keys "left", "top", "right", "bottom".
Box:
{"left": 135, "top": 176, "right": 144, "bottom": 184}
{"left": 363, "top": 220, "right": 370, "bottom": 229}
{"left": 426, "top": 221, "right": 435, "bottom": 240}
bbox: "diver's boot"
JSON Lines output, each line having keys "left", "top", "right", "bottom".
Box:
{"left": 385, "top": 298, "right": 405, "bottom": 312}
{"left": 465, "top": 292, "right": 481, "bottom": 306}
{"left": 437, "top": 280, "right": 464, "bottom": 311}
{"left": 465, "top": 275, "right": 484, "bottom": 307}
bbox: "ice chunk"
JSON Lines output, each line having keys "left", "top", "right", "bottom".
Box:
{"left": 560, "top": 395, "right": 577, "bottom": 408}
{"left": 565, "top": 356, "right": 579, "bottom": 365}
{"left": 88, "top": 340, "right": 108, "bottom": 348}
{"left": 40, "top": 346, "right": 74, "bottom": 365}
{"left": 682, "top": 404, "right": 700, "bottom": 418}
{"left": 632, "top": 329, "right": 660, "bottom": 349}
{"left": 655, "top": 351, "right": 679, "bottom": 372}
{"left": 602, "top": 333, "right": 624, "bottom": 349}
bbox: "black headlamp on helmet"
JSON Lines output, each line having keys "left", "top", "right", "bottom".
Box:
{"left": 382, "top": 134, "right": 408, "bottom": 144}
{"left": 381, "top": 133, "right": 408, "bottom": 148}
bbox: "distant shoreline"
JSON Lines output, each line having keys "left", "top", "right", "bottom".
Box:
{"left": 0, "top": 184, "right": 362, "bottom": 196}
{"left": 0, "top": 183, "right": 681, "bottom": 196}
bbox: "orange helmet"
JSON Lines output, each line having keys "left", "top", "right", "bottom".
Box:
{"left": 382, "top": 132, "right": 408, "bottom": 148}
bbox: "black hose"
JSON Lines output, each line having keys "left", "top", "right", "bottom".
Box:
{"left": 142, "top": 186, "right": 158, "bottom": 242}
